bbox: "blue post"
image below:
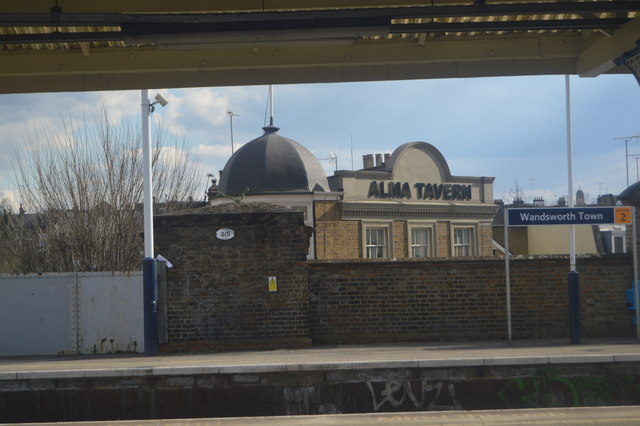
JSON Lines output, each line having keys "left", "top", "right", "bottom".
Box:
{"left": 143, "top": 257, "right": 158, "bottom": 356}
{"left": 568, "top": 271, "right": 580, "bottom": 344}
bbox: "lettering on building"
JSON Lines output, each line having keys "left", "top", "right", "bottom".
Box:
{"left": 367, "top": 181, "right": 472, "bottom": 201}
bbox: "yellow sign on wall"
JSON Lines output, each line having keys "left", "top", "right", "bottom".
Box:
{"left": 268, "top": 276, "right": 277, "bottom": 292}
{"left": 615, "top": 207, "right": 632, "bottom": 224}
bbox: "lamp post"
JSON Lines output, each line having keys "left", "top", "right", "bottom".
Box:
{"left": 565, "top": 75, "right": 580, "bottom": 344}
{"left": 140, "top": 89, "right": 168, "bottom": 356}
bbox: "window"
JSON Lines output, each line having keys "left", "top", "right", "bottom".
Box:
{"left": 453, "top": 227, "right": 474, "bottom": 256}
{"left": 365, "top": 227, "right": 387, "bottom": 258}
{"left": 613, "top": 235, "right": 625, "bottom": 253}
{"left": 410, "top": 227, "right": 432, "bottom": 257}
{"left": 362, "top": 221, "right": 393, "bottom": 259}
{"left": 600, "top": 225, "right": 627, "bottom": 254}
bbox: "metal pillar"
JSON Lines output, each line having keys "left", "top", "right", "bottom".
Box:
{"left": 141, "top": 89, "right": 158, "bottom": 356}
{"left": 565, "top": 75, "right": 580, "bottom": 344}
{"left": 504, "top": 209, "right": 512, "bottom": 347}
{"left": 568, "top": 271, "right": 580, "bottom": 344}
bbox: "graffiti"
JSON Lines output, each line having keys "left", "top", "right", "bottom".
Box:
{"left": 574, "top": 375, "right": 640, "bottom": 406}
{"left": 498, "top": 367, "right": 580, "bottom": 409}
{"left": 367, "top": 380, "right": 463, "bottom": 412}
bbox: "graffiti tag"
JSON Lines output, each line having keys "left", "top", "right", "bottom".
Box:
{"left": 366, "top": 380, "right": 462, "bottom": 412}
{"left": 498, "top": 367, "right": 580, "bottom": 409}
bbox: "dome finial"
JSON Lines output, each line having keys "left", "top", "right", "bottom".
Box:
{"left": 262, "top": 124, "right": 280, "bottom": 133}
{"left": 262, "top": 85, "right": 279, "bottom": 133}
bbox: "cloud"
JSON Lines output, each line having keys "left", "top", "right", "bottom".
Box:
{"left": 188, "top": 143, "right": 245, "bottom": 182}
{"left": 192, "top": 143, "right": 235, "bottom": 159}
{"left": 99, "top": 91, "right": 139, "bottom": 125}
{"left": 0, "top": 189, "right": 18, "bottom": 210}
{"left": 155, "top": 145, "right": 190, "bottom": 168}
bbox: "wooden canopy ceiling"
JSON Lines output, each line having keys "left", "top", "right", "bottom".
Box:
{"left": 1, "top": 0, "right": 639, "bottom": 93}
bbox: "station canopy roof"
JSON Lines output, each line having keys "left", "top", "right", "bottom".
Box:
{"left": 1, "top": 0, "right": 640, "bottom": 94}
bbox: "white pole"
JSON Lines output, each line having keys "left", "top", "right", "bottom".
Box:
{"left": 565, "top": 75, "right": 576, "bottom": 271}
{"left": 141, "top": 89, "right": 154, "bottom": 259}
{"left": 230, "top": 113, "right": 234, "bottom": 154}
{"left": 626, "top": 139, "right": 630, "bottom": 187}
{"left": 504, "top": 209, "right": 512, "bottom": 346}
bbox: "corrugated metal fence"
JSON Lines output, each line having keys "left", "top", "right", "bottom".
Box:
{"left": 0, "top": 272, "right": 143, "bottom": 356}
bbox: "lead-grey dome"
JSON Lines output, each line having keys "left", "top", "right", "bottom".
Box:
{"left": 219, "top": 126, "right": 329, "bottom": 195}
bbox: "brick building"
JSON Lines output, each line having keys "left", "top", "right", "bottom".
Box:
{"left": 213, "top": 125, "right": 497, "bottom": 260}
{"left": 155, "top": 202, "right": 313, "bottom": 351}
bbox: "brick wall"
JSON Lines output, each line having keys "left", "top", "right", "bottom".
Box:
{"left": 154, "top": 204, "right": 312, "bottom": 351}
{"left": 155, "top": 203, "right": 633, "bottom": 350}
{"left": 436, "top": 222, "right": 450, "bottom": 256}
{"left": 314, "top": 201, "right": 494, "bottom": 259}
{"left": 308, "top": 255, "right": 633, "bottom": 344}
{"left": 393, "top": 221, "right": 407, "bottom": 258}
{"left": 478, "top": 221, "right": 494, "bottom": 256}
{"left": 493, "top": 226, "right": 528, "bottom": 254}
{"left": 314, "top": 201, "right": 360, "bottom": 259}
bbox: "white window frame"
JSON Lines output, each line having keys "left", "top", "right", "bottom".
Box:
{"left": 407, "top": 221, "right": 436, "bottom": 258}
{"left": 612, "top": 235, "right": 625, "bottom": 253}
{"left": 362, "top": 221, "right": 393, "bottom": 259}
{"left": 600, "top": 224, "right": 627, "bottom": 254}
{"left": 611, "top": 231, "right": 627, "bottom": 253}
{"left": 451, "top": 223, "right": 477, "bottom": 257}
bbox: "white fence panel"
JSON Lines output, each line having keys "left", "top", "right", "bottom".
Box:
{"left": 77, "top": 273, "right": 144, "bottom": 354}
{"left": 0, "top": 273, "right": 74, "bottom": 356}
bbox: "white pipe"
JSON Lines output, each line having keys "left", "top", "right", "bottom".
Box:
{"left": 504, "top": 209, "right": 512, "bottom": 346}
{"left": 141, "top": 89, "right": 154, "bottom": 259}
{"left": 565, "top": 75, "right": 576, "bottom": 271}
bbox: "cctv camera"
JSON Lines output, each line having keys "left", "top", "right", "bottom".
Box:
{"left": 154, "top": 93, "right": 168, "bottom": 107}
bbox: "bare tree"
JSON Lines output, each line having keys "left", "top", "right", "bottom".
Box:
{"left": 0, "top": 198, "right": 21, "bottom": 272}
{"left": 5, "top": 104, "right": 199, "bottom": 273}
{"left": 506, "top": 180, "right": 526, "bottom": 204}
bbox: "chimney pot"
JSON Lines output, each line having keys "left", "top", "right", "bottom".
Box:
{"left": 363, "top": 154, "right": 374, "bottom": 169}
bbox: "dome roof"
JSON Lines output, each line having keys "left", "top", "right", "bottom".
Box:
{"left": 218, "top": 126, "right": 329, "bottom": 195}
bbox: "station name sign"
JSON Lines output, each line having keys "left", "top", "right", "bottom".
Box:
{"left": 508, "top": 207, "right": 632, "bottom": 226}
{"left": 368, "top": 181, "right": 472, "bottom": 201}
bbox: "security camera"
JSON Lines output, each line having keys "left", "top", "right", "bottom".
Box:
{"left": 154, "top": 93, "right": 168, "bottom": 107}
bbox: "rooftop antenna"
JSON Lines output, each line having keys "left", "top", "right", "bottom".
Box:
{"left": 350, "top": 135, "right": 354, "bottom": 170}
{"left": 227, "top": 110, "right": 238, "bottom": 154}
{"left": 319, "top": 153, "right": 338, "bottom": 171}
{"left": 614, "top": 135, "right": 640, "bottom": 187}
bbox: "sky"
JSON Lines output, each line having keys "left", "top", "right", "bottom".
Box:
{"left": 0, "top": 74, "right": 638, "bottom": 210}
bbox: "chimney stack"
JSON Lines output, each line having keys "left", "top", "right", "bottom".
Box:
{"left": 375, "top": 153, "right": 383, "bottom": 167}
{"left": 363, "top": 154, "right": 374, "bottom": 169}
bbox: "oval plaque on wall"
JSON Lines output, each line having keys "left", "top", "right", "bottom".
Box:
{"left": 216, "top": 228, "right": 235, "bottom": 240}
